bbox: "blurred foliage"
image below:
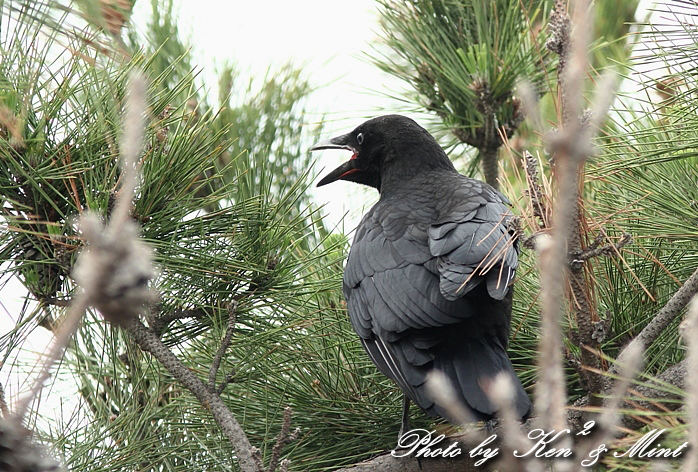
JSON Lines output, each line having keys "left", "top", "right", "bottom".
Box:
{"left": 211, "top": 64, "right": 322, "bottom": 228}
{"left": 374, "top": 0, "right": 553, "bottom": 184}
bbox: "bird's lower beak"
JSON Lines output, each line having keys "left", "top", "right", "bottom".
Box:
{"left": 311, "top": 133, "right": 360, "bottom": 187}
{"left": 316, "top": 159, "right": 360, "bottom": 187}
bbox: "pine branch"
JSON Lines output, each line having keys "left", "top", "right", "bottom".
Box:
{"left": 617, "top": 359, "right": 686, "bottom": 430}
{"left": 150, "top": 308, "right": 208, "bottom": 336}
{"left": 266, "top": 407, "right": 300, "bottom": 472}
{"left": 568, "top": 231, "right": 633, "bottom": 269}
{"left": 610, "top": 266, "right": 698, "bottom": 378}
{"left": 209, "top": 301, "right": 238, "bottom": 393}
{"left": 125, "top": 318, "right": 261, "bottom": 472}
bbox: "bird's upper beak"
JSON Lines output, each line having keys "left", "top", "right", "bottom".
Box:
{"left": 310, "top": 133, "right": 360, "bottom": 187}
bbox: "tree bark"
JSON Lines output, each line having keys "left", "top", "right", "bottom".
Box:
{"left": 479, "top": 146, "right": 499, "bottom": 190}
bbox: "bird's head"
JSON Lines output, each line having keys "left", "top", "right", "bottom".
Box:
{"left": 311, "top": 115, "right": 454, "bottom": 192}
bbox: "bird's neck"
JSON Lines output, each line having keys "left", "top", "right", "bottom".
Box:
{"left": 378, "top": 149, "right": 456, "bottom": 195}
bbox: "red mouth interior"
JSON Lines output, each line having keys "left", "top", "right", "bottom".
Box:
{"left": 340, "top": 153, "right": 360, "bottom": 178}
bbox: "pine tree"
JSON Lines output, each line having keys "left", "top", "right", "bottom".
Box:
{"left": 2, "top": 1, "right": 698, "bottom": 471}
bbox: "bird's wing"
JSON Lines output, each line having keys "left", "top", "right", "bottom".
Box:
{"left": 344, "top": 205, "right": 464, "bottom": 339}
{"left": 343, "top": 184, "right": 524, "bottom": 417}
{"left": 428, "top": 184, "right": 518, "bottom": 302}
{"left": 343, "top": 181, "right": 518, "bottom": 339}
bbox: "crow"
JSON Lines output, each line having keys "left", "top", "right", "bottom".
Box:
{"left": 311, "top": 115, "right": 531, "bottom": 436}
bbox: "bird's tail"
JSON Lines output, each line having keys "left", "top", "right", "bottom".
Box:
{"left": 428, "top": 336, "right": 531, "bottom": 423}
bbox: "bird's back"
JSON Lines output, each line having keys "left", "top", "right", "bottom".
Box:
{"left": 344, "top": 170, "right": 531, "bottom": 422}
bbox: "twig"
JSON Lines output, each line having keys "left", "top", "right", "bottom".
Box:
{"left": 547, "top": 0, "right": 616, "bottom": 402}
{"left": 266, "top": 407, "right": 300, "bottom": 472}
{"left": 537, "top": 0, "right": 582, "bottom": 430}
{"left": 569, "top": 232, "right": 633, "bottom": 270}
{"left": 0, "top": 382, "right": 10, "bottom": 418}
{"left": 610, "top": 266, "right": 698, "bottom": 377}
{"left": 150, "top": 308, "right": 208, "bottom": 336}
{"left": 533, "top": 232, "right": 568, "bottom": 434}
{"left": 13, "top": 70, "right": 154, "bottom": 425}
{"left": 13, "top": 282, "right": 90, "bottom": 423}
{"left": 71, "top": 71, "right": 156, "bottom": 327}
{"left": 209, "top": 301, "right": 238, "bottom": 393}
{"left": 216, "top": 370, "right": 237, "bottom": 396}
{"left": 517, "top": 81, "right": 543, "bottom": 136}
{"left": 125, "top": 318, "right": 261, "bottom": 472}
{"left": 424, "top": 370, "right": 483, "bottom": 442}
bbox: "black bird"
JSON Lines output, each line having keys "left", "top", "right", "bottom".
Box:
{"left": 311, "top": 115, "right": 531, "bottom": 435}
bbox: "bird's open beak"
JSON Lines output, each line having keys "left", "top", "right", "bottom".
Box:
{"left": 310, "top": 134, "right": 360, "bottom": 187}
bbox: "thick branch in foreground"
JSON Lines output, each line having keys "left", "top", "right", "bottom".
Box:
{"left": 546, "top": 0, "right": 618, "bottom": 402}
{"left": 619, "top": 359, "right": 686, "bottom": 430}
{"left": 333, "top": 429, "right": 503, "bottom": 472}
{"left": 334, "top": 454, "right": 481, "bottom": 472}
{"left": 125, "top": 318, "right": 260, "bottom": 472}
{"left": 611, "top": 266, "right": 698, "bottom": 378}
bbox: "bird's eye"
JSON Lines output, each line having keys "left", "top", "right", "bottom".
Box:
{"left": 357, "top": 132, "right": 364, "bottom": 145}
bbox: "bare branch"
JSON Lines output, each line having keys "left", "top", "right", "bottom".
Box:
{"left": 593, "top": 342, "right": 643, "bottom": 447}
{"left": 72, "top": 71, "right": 156, "bottom": 327}
{"left": 424, "top": 370, "right": 483, "bottom": 442}
{"left": 266, "top": 407, "right": 300, "bottom": 472}
{"left": 0, "top": 382, "right": 9, "bottom": 418}
{"left": 150, "top": 308, "right": 208, "bottom": 336}
{"left": 533, "top": 232, "right": 568, "bottom": 433}
{"left": 544, "top": 0, "right": 616, "bottom": 401}
{"left": 611, "top": 267, "right": 698, "bottom": 377}
{"left": 18, "top": 70, "right": 263, "bottom": 472}
{"left": 490, "top": 375, "right": 544, "bottom": 472}
{"left": 125, "top": 318, "right": 261, "bottom": 472}
{"left": 209, "top": 301, "right": 238, "bottom": 392}
{"left": 536, "top": 0, "right": 586, "bottom": 428}
{"left": 12, "top": 69, "right": 153, "bottom": 437}
{"left": 13, "top": 280, "right": 90, "bottom": 422}
{"left": 112, "top": 70, "right": 145, "bottom": 228}
{"left": 517, "top": 82, "right": 543, "bottom": 136}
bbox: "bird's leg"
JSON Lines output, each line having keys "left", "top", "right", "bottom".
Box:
{"left": 398, "top": 395, "right": 411, "bottom": 441}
